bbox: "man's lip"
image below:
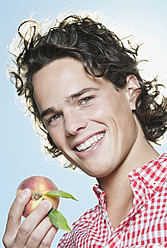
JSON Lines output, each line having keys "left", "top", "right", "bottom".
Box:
{"left": 72, "top": 131, "right": 106, "bottom": 150}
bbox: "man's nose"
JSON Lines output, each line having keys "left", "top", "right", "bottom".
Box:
{"left": 64, "top": 110, "right": 87, "bottom": 136}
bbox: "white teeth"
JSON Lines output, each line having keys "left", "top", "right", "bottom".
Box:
{"left": 85, "top": 140, "right": 91, "bottom": 147}
{"left": 75, "top": 132, "right": 105, "bottom": 152}
{"left": 94, "top": 135, "right": 98, "bottom": 142}
{"left": 89, "top": 137, "right": 94, "bottom": 144}
{"left": 97, "top": 134, "right": 101, "bottom": 140}
{"left": 81, "top": 144, "right": 86, "bottom": 150}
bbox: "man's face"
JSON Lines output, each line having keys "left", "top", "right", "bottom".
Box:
{"left": 33, "top": 58, "right": 139, "bottom": 178}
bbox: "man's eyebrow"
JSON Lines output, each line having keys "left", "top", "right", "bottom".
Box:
{"left": 41, "top": 87, "right": 98, "bottom": 119}
{"left": 40, "top": 107, "right": 55, "bottom": 119}
{"left": 65, "top": 87, "right": 98, "bottom": 102}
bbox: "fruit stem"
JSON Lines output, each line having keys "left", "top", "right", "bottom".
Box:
{"left": 32, "top": 193, "right": 43, "bottom": 200}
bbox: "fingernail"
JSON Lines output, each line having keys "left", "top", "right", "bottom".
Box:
{"left": 22, "top": 188, "right": 31, "bottom": 196}
{"left": 41, "top": 200, "right": 52, "bottom": 209}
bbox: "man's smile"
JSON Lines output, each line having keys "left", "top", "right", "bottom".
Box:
{"left": 74, "top": 132, "right": 105, "bottom": 152}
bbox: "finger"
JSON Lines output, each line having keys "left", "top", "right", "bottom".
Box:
{"left": 40, "top": 226, "right": 58, "bottom": 248}
{"left": 14, "top": 200, "right": 52, "bottom": 248}
{"left": 26, "top": 216, "right": 57, "bottom": 248}
{"left": 3, "top": 188, "right": 31, "bottom": 247}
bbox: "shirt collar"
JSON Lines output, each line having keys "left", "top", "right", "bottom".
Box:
{"left": 129, "top": 153, "right": 167, "bottom": 192}
{"left": 93, "top": 153, "right": 167, "bottom": 203}
{"left": 93, "top": 184, "right": 106, "bottom": 206}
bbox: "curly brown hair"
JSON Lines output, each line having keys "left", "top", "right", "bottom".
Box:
{"left": 9, "top": 14, "right": 167, "bottom": 159}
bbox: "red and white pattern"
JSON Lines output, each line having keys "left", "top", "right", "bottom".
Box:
{"left": 57, "top": 153, "right": 167, "bottom": 247}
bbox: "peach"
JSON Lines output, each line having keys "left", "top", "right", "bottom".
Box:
{"left": 17, "top": 175, "right": 60, "bottom": 217}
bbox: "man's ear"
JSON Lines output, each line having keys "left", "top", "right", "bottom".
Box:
{"left": 126, "top": 75, "right": 141, "bottom": 110}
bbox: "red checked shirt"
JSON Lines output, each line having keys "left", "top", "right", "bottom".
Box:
{"left": 57, "top": 153, "right": 167, "bottom": 247}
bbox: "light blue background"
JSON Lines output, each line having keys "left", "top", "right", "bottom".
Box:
{"left": 1, "top": 0, "right": 167, "bottom": 247}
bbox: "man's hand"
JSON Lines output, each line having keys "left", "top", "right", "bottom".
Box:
{"left": 3, "top": 188, "right": 58, "bottom": 248}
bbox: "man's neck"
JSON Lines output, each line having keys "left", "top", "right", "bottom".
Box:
{"left": 96, "top": 138, "right": 159, "bottom": 230}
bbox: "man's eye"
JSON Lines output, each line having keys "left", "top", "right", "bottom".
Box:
{"left": 48, "top": 114, "right": 62, "bottom": 124}
{"left": 80, "top": 96, "right": 93, "bottom": 105}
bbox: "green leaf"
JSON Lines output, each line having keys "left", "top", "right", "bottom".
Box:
{"left": 44, "top": 190, "right": 78, "bottom": 201}
{"left": 48, "top": 208, "right": 71, "bottom": 231}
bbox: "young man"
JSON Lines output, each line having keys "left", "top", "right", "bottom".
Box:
{"left": 3, "top": 15, "right": 167, "bottom": 247}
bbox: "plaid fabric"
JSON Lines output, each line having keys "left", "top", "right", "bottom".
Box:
{"left": 57, "top": 153, "right": 167, "bottom": 247}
